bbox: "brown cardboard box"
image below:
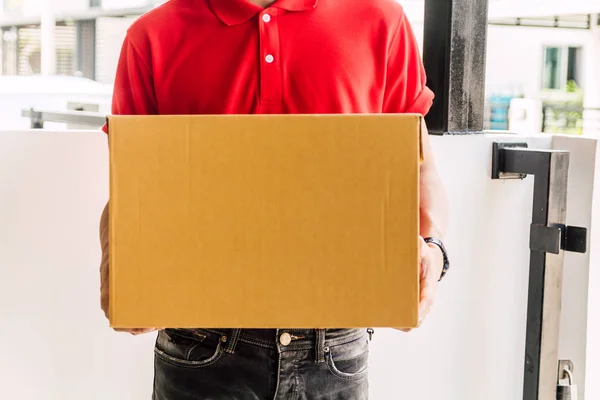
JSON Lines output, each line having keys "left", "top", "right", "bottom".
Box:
{"left": 107, "top": 114, "right": 421, "bottom": 329}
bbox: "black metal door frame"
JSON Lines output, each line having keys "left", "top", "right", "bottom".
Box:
{"left": 421, "top": 2, "right": 588, "bottom": 399}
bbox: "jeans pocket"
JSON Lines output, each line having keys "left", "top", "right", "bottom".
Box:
{"left": 154, "top": 329, "right": 224, "bottom": 368}
{"left": 325, "top": 336, "right": 369, "bottom": 381}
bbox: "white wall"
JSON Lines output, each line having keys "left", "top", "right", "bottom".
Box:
{"left": 0, "top": 131, "right": 597, "bottom": 399}
{"left": 0, "top": 131, "right": 154, "bottom": 399}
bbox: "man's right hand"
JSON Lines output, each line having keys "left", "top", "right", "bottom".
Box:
{"left": 100, "top": 202, "right": 111, "bottom": 319}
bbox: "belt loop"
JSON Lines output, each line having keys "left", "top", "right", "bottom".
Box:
{"left": 315, "top": 329, "right": 326, "bottom": 363}
{"left": 225, "top": 329, "right": 241, "bottom": 354}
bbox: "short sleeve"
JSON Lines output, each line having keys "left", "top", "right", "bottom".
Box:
{"left": 102, "top": 35, "right": 158, "bottom": 133}
{"left": 382, "top": 13, "right": 434, "bottom": 115}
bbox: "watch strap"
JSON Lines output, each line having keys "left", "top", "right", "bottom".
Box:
{"left": 423, "top": 237, "right": 450, "bottom": 281}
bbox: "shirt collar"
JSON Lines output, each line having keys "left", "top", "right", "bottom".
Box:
{"left": 209, "top": 0, "right": 318, "bottom": 26}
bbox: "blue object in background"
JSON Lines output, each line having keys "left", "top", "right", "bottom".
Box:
{"left": 488, "top": 94, "right": 513, "bottom": 131}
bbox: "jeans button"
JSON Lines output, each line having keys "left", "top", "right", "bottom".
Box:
{"left": 279, "top": 332, "right": 292, "bottom": 346}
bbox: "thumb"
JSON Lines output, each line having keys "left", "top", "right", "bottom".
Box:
{"left": 418, "top": 236, "right": 428, "bottom": 260}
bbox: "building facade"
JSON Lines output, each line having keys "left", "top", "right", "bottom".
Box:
{"left": 1, "top": 0, "right": 599, "bottom": 134}
{"left": 0, "top": 0, "right": 158, "bottom": 82}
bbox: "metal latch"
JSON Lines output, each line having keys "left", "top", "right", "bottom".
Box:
{"left": 491, "top": 141, "right": 588, "bottom": 255}
{"left": 491, "top": 142, "right": 529, "bottom": 179}
{"left": 529, "top": 224, "right": 587, "bottom": 254}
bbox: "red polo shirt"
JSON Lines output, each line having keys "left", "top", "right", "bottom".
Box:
{"left": 108, "top": 0, "right": 433, "bottom": 123}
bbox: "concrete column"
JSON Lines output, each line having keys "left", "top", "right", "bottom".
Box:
{"left": 583, "top": 14, "right": 600, "bottom": 136}
{"left": 40, "top": 0, "right": 56, "bottom": 76}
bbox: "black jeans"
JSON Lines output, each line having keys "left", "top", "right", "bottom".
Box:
{"left": 152, "top": 328, "right": 370, "bottom": 400}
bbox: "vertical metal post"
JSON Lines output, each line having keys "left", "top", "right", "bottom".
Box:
{"left": 542, "top": 107, "right": 547, "bottom": 133}
{"left": 422, "top": 0, "right": 490, "bottom": 134}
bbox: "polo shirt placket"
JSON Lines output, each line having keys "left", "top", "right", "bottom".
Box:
{"left": 258, "top": 7, "right": 283, "bottom": 114}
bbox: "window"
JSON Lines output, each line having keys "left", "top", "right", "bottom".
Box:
{"left": 543, "top": 46, "right": 582, "bottom": 90}
{"left": 567, "top": 47, "right": 582, "bottom": 84}
{"left": 2, "top": 28, "right": 18, "bottom": 75}
{"left": 543, "top": 47, "right": 562, "bottom": 90}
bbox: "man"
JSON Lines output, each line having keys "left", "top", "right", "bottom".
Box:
{"left": 99, "top": 0, "right": 449, "bottom": 398}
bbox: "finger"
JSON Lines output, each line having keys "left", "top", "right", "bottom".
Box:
{"left": 419, "top": 284, "right": 436, "bottom": 321}
{"left": 114, "top": 327, "right": 157, "bottom": 335}
{"left": 130, "top": 330, "right": 152, "bottom": 336}
{"left": 418, "top": 238, "right": 430, "bottom": 280}
{"left": 136, "top": 328, "right": 158, "bottom": 333}
{"left": 130, "top": 328, "right": 157, "bottom": 336}
{"left": 393, "top": 327, "right": 413, "bottom": 333}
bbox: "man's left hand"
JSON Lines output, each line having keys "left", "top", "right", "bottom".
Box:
{"left": 401, "top": 236, "right": 444, "bottom": 332}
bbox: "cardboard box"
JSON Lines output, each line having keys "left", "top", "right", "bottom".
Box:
{"left": 107, "top": 114, "right": 422, "bottom": 329}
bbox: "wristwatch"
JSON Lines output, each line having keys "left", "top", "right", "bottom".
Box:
{"left": 424, "top": 237, "right": 450, "bottom": 281}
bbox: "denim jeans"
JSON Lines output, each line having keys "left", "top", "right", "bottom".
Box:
{"left": 152, "top": 328, "right": 370, "bottom": 400}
